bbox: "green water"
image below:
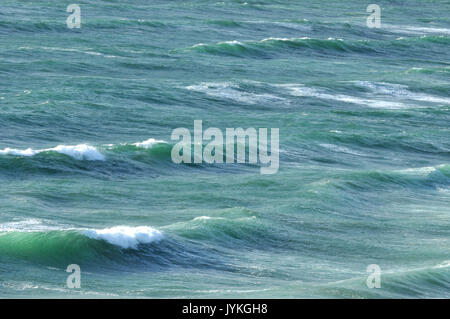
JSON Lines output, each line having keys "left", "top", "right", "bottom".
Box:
{"left": 0, "top": 0, "right": 449, "bottom": 298}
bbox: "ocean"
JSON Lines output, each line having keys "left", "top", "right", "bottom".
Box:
{"left": 0, "top": 0, "right": 449, "bottom": 298}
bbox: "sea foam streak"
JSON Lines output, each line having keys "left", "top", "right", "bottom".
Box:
{"left": 82, "top": 226, "right": 163, "bottom": 249}
{"left": 354, "top": 81, "right": 450, "bottom": 105}
{"left": 186, "top": 82, "right": 284, "bottom": 104}
{"left": 277, "top": 84, "right": 408, "bottom": 109}
{"left": 385, "top": 24, "right": 450, "bottom": 35}
{"left": 0, "top": 219, "right": 64, "bottom": 232}
{"left": 0, "top": 144, "right": 105, "bottom": 161}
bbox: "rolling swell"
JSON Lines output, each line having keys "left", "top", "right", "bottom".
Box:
{"left": 184, "top": 37, "right": 371, "bottom": 58}
{"left": 329, "top": 165, "right": 450, "bottom": 192}
{"left": 183, "top": 35, "right": 449, "bottom": 58}
{"left": 0, "top": 226, "right": 201, "bottom": 271}
{"left": 0, "top": 138, "right": 269, "bottom": 177}
{"left": 164, "top": 209, "right": 277, "bottom": 247}
{"left": 0, "top": 139, "right": 173, "bottom": 177}
{"left": 0, "top": 18, "right": 170, "bottom": 35}
{"left": 0, "top": 211, "right": 277, "bottom": 271}
{"left": 2, "top": 0, "right": 450, "bottom": 298}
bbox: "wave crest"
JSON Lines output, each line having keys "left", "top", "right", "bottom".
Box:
{"left": 82, "top": 226, "right": 163, "bottom": 249}
{"left": 0, "top": 144, "right": 105, "bottom": 161}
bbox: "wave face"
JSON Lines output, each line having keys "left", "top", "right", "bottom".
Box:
{"left": 184, "top": 37, "right": 368, "bottom": 58}
{"left": 183, "top": 35, "right": 450, "bottom": 59}
{"left": 1, "top": 0, "right": 450, "bottom": 299}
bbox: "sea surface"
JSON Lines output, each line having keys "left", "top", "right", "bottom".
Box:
{"left": 0, "top": 0, "right": 449, "bottom": 298}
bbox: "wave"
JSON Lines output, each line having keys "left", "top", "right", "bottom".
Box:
{"left": 0, "top": 20, "right": 67, "bottom": 34}
{"left": 0, "top": 138, "right": 168, "bottom": 160}
{"left": 0, "top": 136, "right": 268, "bottom": 176}
{"left": 185, "top": 82, "right": 285, "bottom": 105}
{"left": 329, "top": 164, "right": 450, "bottom": 192}
{"left": 293, "top": 260, "right": 450, "bottom": 298}
{"left": 161, "top": 208, "right": 286, "bottom": 248}
{"left": 185, "top": 80, "right": 448, "bottom": 110}
{"left": 0, "top": 138, "right": 174, "bottom": 177}
{"left": 132, "top": 138, "right": 167, "bottom": 149}
{"left": 0, "top": 210, "right": 274, "bottom": 267}
{"left": 0, "top": 144, "right": 105, "bottom": 161}
{"left": 405, "top": 66, "right": 450, "bottom": 75}
{"left": 353, "top": 81, "right": 450, "bottom": 105}
{"left": 83, "top": 226, "right": 163, "bottom": 249}
{"left": 385, "top": 24, "right": 450, "bottom": 35}
{"left": 182, "top": 35, "right": 449, "bottom": 58}
{"left": 0, "top": 18, "right": 169, "bottom": 34}
{"left": 277, "top": 83, "right": 409, "bottom": 109}
{"left": 0, "top": 220, "right": 162, "bottom": 249}
{"left": 277, "top": 82, "right": 449, "bottom": 108}
{"left": 0, "top": 219, "right": 65, "bottom": 233}
{"left": 84, "top": 18, "right": 169, "bottom": 30}
{"left": 319, "top": 143, "right": 367, "bottom": 157}
{"left": 0, "top": 221, "right": 165, "bottom": 266}
{"left": 18, "top": 46, "right": 119, "bottom": 59}
{"left": 184, "top": 37, "right": 366, "bottom": 57}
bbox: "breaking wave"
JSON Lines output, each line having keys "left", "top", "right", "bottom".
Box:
{"left": 0, "top": 144, "right": 105, "bottom": 161}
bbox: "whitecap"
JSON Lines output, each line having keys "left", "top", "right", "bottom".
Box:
{"left": 0, "top": 144, "right": 105, "bottom": 161}
{"left": 133, "top": 138, "right": 167, "bottom": 149}
{"left": 82, "top": 226, "right": 163, "bottom": 249}
{"left": 384, "top": 24, "right": 450, "bottom": 35}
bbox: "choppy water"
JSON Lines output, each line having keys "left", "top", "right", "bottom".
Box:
{"left": 0, "top": 0, "right": 449, "bottom": 298}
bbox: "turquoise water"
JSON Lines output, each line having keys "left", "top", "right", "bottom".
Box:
{"left": 0, "top": 0, "right": 449, "bottom": 298}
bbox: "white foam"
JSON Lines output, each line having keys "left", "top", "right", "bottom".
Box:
{"left": 278, "top": 84, "right": 408, "bottom": 109}
{"left": 398, "top": 166, "right": 437, "bottom": 175}
{"left": 434, "top": 260, "right": 450, "bottom": 269}
{"left": 278, "top": 82, "right": 450, "bottom": 108}
{"left": 261, "top": 37, "right": 292, "bottom": 42}
{"left": 319, "top": 143, "right": 366, "bottom": 156}
{"left": 20, "top": 46, "right": 118, "bottom": 58}
{"left": 82, "top": 226, "right": 163, "bottom": 249}
{"left": 0, "top": 148, "right": 39, "bottom": 157}
{"left": 49, "top": 144, "right": 105, "bottom": 161}
{"left": 133, "top": 138, "right": 166, "bottom": 149}
{"left": 0, "top": 144, "right": 105, "bottom": 161}
{"left": 186, "top": 82, "right": 285, "bottom": 105}
{"left": 219, "top": 40, "right": 244, "bottom": 46}
{"left": 385, "top": 24, "right": 450, "bottom": 35}
{"left": 192, "top": 215, "right": 256, "bottom": 222}
{"left": 0, "top": 219, "right": 69, "bottom": 233}
{"left": 260, "top": 36, "right": 313, "bottom": 42}
{"left": 193, "top": 216, "right": 226, "bottom": 221}
{"left": 354, "top": 81, "right": 450, "bottom": 105}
